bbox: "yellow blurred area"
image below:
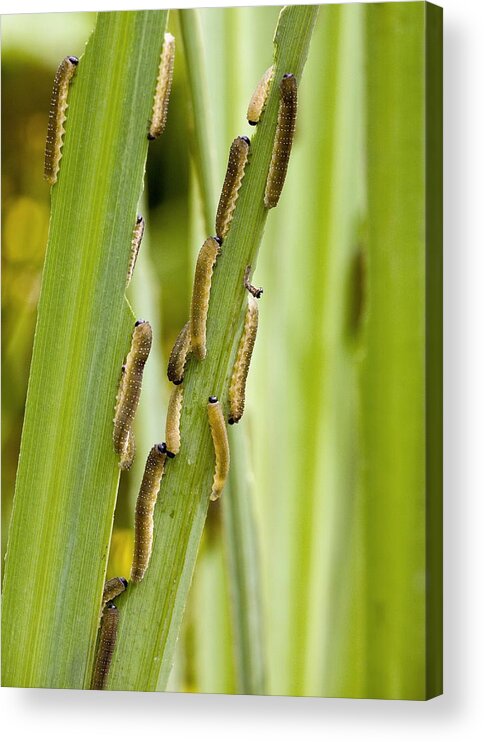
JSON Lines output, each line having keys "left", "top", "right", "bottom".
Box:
{"left": 106, "top": 528, "right": 134, "bottom": 581}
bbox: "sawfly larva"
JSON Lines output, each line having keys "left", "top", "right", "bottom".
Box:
{"left": 91, "top": 602, "right": 118, "bottom": 691}
{"left": 167, "top": 320, "right": 191, "bottom": 385}
{"left": 190, "top": 236, "right": 222, "bottom": 360}
{"left": 228, "top": 295, "right": 259, "bottom": 425}
{"left": 148, "top": 33, "right": 175, "bottom": 140}
{"left": 102, "top": 577, "right": 128, "bottom": 604}
{"left": 126, "top": 215, "right": 145, "bottom": 287}
{"left": 215, "top": 136, "right": 250, "bottom": 242}
{"left": 165, "top": 385, "right": 183, "bottom": 456}
{"left": 264, "top": 73, "right": 298, "bottom": 209}
{"left": 131, "top": 442, "right": 168, "bottom": 582}
{"left": 244, "top": 265, "right": 263, "bottom": 299}
{"left": 113, "top": 320, "right": 152, "bottom": 469}
{"left": 44, "top": 55, "right": 79, "bottom": 186}
{"left": 247, "top": 65, "right": 274, "bottom": 125}
{"left": 207, "top": 396, "right": 230, "bottom": 501}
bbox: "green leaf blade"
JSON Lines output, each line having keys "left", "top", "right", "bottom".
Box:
{"left": 2, "top": 9, "right": 168, "bottom": 689}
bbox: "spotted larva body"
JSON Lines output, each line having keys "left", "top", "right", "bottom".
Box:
{"left": 126, "top": 215, "right": 145, "bottom": 287}
{"left": 207, "top": 397, "right": 230, "bottom": 501}
{"left": 190, "top": 237, "right": 221, "bottom": 360}
{"left": 215, "top": 136, "right": 250, "bottom": 242}
{"left": 264, "top": 74, "right": 298, "bottom": 209}
{"left": 167, "top": 320, "right": 191, "bottom": 385}
{"left": 247, "top": 65, "right": 274, "bottom": 125}
{"left": 165, "top": 385, "right": 183, "bottom": 456}
{"left": 148, "top": 33, "right": 175, "bottom": 140}
{"left": 44, "top": 56, "right": 79, "bottom": 186}
{"left": 91, "top": 602, "right": 119, "bottom": 691}
{"left": 102, "top": 576, "right": 128, "bottom": 605}
{"left": 130, "top": 443, "right": 168, "bottom": 582}
{"left": 228, "top": 295, "right": 259, "bottom": 425}
{"left": 113, "top": 320, "right": 152, "bottom": 468}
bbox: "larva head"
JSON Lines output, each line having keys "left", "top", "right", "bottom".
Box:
{"left": 156, "top": 442, "right": 167, "bottom": 455}
{"left": 280, "top": 73, "right": 297, "bottom": 101}
{"left": 68, "top": 56, "right": 79, "bottom": 66}
{"left": 208, "top": 396, "right": 218, "bottom": 404}
{"left": 105, "top": 602, "right": 117, "bottom": 612}
{"left": 166, "top": 449, "right": 176, "bottom": 459}
{"left": 136, "top": 214, "right": 143, "bottom": 224}
{"left": 228, "top": 417, "right": 235, "bottom": 425}
{"left": 248, "top": 120, "right": 257, "bottom": 127}
{"left": 214, "top": 236, "right": 223, "bottom": 248}
{"left": 133, "top": 319, "right": 152, "bottom": 344}
{"left": 240, "top": 135, "right": 251, "bottom": 147}
{"left": 120, "top": 577, "right": 128, "bottom": 589}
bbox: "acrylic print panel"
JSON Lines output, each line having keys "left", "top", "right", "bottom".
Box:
{"left": 1, "top": 2, "right": 442, "bottom": 699}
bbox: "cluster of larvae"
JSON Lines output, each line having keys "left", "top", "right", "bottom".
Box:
{"left": 44, "top": 39, "right": 297, "bottom": 691}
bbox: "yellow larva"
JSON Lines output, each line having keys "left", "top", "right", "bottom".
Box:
{"left": 244, "top": 265, "right": 263, "bottom": 299}
{"left": 228, "top": 295, "right": 259, "bottom": 425}
{"left": 126, "top": 215, "right": 145, "bottom": 287}
{"left": 264, "top": 73, "right": 298, "bottom": 209}
{"left": 113, "top": 320, "right": 152, "bottom": 469}
{"left": 90, "top": 602, "right": 118, "bottom": 691}
{"left": 131, "top": 443, "right": 168, "bottom": 582}
{"left": 215, "top": 136, "right": 250, "bottom": 242}
{"left": 44, "top": 55, "right": 79, "bottom": 186}
{"left": 207, "top": 397, "right": 230, "bottom": 501}
{"left": 165, "top": 385, "right": 183, "bottom": 455}
{"left": 148, "top": 32, "right": 175, "bottom": 140}
{"left": 167, "top": 320, "right": 191, "bottom": 385}
{"left": 102, "top": 576, "right": 128, "bottom": 604}
{"left": 190, "top": 236, "right": 222, "bottom": 360}
{"left": 247, "top": 65, "right": 274, "bottom": 125}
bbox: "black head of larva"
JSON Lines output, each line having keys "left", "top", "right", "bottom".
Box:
{"left": 68, "top": 56, "right": 79, "bottom": 66}
{"left": 214, "top": 236, "right": 223, "bottom": 247}
{"left": 248, "top": 121, "right": 257, "bottom": 127}
{"left": 173, "top": 378, "right": 183, "bottom": 386}
{"left": 208, "top": 396, "right": 218, "bottom": 404}
{"left": 106, "top": 601, "right": 116, "bottom": 610}
{"left": 120, "top": 577, "right": 128, "bottom": 588}
{"left": 228, "top": 417, "right": 235, "bottom": 425}
{"left": 166, "top": 449, "right": 176, "bottom": 459}
{"left": 156, "top": 442, "right": 167, "bottom": 454}
{"left": 241, "top": 135, "right": 251, "bottom": 146}
{"left": 147, "top": 133, "right": 156, "bottom": 141}
{"left": 136, "top": 214, "right": 143, "bottom": 224}
{"left": 282, "top": 73, "right": 295, "bottom": 79}
{"left": 134, "top": 319, "right": 145, "bottom": 327}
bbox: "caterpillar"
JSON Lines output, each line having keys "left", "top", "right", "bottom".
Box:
{"left": 247, "top": 65, "right": 274, "bottom": 126}
{"left": 244, "top": 265, "right": 263, "bottom": 299}
{"left": 113, "top": 320, "right": 152, "bottom": 469}
{"left": 165, "top": 385, "right": 183, "bottom": 456}
{"left": 228, "top": 295, "right": 259, "bottom": 425}
{"left": 44, "top": 55, "right": 79, "bottom": 186}
{"left": 215, "top": 136, "right": 250, "bottom": 242}
{"left": 264, "top": 73, "right": 298, "bottom": 209}
{"left": 102, "top": 577, "right": 128, "bottom": 604}
{"left": 167, "top": 321, "right": 191, "bottom": 385}
{"left": 126, "top": 215, "right": 145, "bottom": 287}
{"left": 131, "top": 442, "right": 168, "bottom": 582}
{"left": 90, "top": 602, "right": 119, "bottom": 691}
{"left": 207, "top": 397, "right": 230, "bottom": 501}
{"left": 148, "top": 32, "right": 175, "bottom": 140}
{"left": 190, "top": 236, "right": 222, "bottom": 360}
